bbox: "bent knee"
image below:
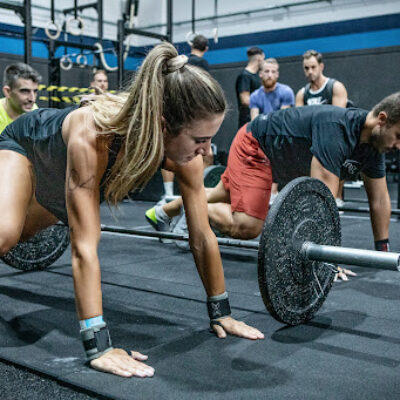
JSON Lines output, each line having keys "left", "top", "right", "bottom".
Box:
{"left": 0, "top": 231, "right": 20, "bottom": 256}
{"left": 230, "top": 215, "right": 263, "bottom": 240}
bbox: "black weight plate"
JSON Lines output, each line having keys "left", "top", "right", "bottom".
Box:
{"left": 203, "top": 165, "right": 226, "bottom": 188}
{"left": 1, "top": 224, "right": 70, "bottom": 271}
{"left": 258, "top": 177, "right": 341, "bottom": 325}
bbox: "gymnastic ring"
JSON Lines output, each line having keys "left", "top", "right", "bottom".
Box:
{"left": 94, "top": 42, "right": 118, "bottom": 72}
{"left": 186, "top": 31, "right": 198, "bottom": 46}
{"left": 60, "top": 55, "right": 73, "bottom": 71}
{"left": 66, "top": 16, "right": 85, "bottom": 36}
{"left": 76, "top": 54, "right": 88, "bottom": 68}
{"left": 45, "top": 20, "right": 61, "bottom": 40}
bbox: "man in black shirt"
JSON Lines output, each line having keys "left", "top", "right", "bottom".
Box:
{"left": 208, "top": 95, "right": 400, "bottom": 248}
{"left": 152, "top": 93, "right": 400, "bottom": 279}
{"left": 188, "top": 35, "right": 210, "bottom": 71}
{"left": 236, "top": 47, "right": 265, "bottom": 129}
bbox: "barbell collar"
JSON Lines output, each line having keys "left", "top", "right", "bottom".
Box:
{"left": 301, "top": 241, "right": 400, "bottom": 271}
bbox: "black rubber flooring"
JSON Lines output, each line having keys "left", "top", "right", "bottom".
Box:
{"left": 1, "top": 183, "right": 400, "bottom": 400}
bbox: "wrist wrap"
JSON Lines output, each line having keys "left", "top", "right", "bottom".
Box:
{"left": 375, "top": 239, "right": 390, "bottom": 252}
{"left": 80, "top": 322, "right": 113, "bottom": 361}
{"left": 207, "top": 291, "right": 231, "bottom": 321}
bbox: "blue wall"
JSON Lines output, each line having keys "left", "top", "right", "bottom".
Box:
{"left": 0, "top": 13, "right": 399, "bottom": 70}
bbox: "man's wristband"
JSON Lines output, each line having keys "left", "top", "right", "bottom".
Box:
{"left": 375, "top": 239, "right": 390, "bottom": 252}
{"left": 207, "top": 291, "right": 231, "bottom": 321}
{"left": 80, "top": 321, "right": 113, "bottom": 362}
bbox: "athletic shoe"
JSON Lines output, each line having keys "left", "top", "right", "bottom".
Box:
{"left": 335, "top": 198, "right": 345, "bottom": 215}
{"left": 269, "top": 192, "right": 278, "bottom": 205}
{"left": 145, "top": 206, "right": 174, "bottom": 243}
{"left": 145, "top": 206, "right": 171, "bottom": 232}
{"left": 335, "top": 198, "right": 345, "bottom": 207}
{"left": 173, "top": 213, "right": 190, "bottom": 251}
{"left": 173, "top": 213, "right": 226, "bottom": 250}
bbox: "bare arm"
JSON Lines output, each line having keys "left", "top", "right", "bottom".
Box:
{"left": 310, "top": 156, "right": 339, "bottom": 197}
{"left": 173, "top": 156, "right": 264, "bottom": 340}
{"left": 332, "top": 81, "right": 348, "bottom": 108}
{"left": 250, "top": 107, "right": 260, "bottom": 121}
{"left": 362, "top": 173, "right": 391, "bottom": 241}
{"left": 239, "top": 91, "right": 250, "bottom": 107}
{"left": 295, "top": 88, "right": 305, "bottom": 107}
{"left": 310, "top": 156, "right": 357, "bottom": 280}
{"left": 64, "top": 109, "right": 105, "bottom": 319}
{"left": 173, "top": 155, "right": 225, "bottom": 296}
{"left": 64, "top": 108, "right": 155, "bottom": 378}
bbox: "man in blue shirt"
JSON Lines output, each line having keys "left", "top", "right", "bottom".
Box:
{"left": 250, "top": 58, "right": 295, "bottom": 120}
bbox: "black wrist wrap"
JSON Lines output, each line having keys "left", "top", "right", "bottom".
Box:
{"left": 207, "top": 292, "right": 231, "bottom": 321}
{"left": 80, "top": 322, "right": 113, "bottom": 361}
{"left": 375, "top": 239, "right": 390, "bottom": 252}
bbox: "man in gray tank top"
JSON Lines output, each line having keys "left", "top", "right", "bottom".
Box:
{"left": 295, "top": 49, "right": 350, "bottom": 206}
{"left": 295, "top": 50, "right": 348, "bottom": 107}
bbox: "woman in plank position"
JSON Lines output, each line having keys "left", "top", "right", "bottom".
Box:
{"left": 0, "top": 43, "right": 264, "bottom": 378}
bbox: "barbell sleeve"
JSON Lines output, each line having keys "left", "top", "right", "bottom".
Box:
{"left": 301, "top": 242, "right": 400, "bottom": 271}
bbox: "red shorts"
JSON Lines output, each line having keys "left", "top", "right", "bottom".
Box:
{"left": 221, "top": 124, "right": 272, "bottom": 220}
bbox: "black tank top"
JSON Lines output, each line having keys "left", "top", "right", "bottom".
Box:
{"left": 303, "top": 78, "right": 335, "bottom": 106}
{"left": 1, "top": 107, "right": 121, "bottom": 224}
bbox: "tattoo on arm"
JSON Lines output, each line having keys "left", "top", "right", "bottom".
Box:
{"left": 68, "top": 168, "right": 95, "bottom": 192}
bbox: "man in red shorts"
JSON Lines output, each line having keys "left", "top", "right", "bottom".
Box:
{"left": 205, "top": 124, "right": 272, "bottom": 239}
{"left": 145, "top": 122, "right": 272, "bottom": 240}
{"left": 146, "top": 93, "right": 399, "bottom": 263}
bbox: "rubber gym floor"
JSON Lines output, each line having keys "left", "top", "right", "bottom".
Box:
{"left": 1, "top": 182, "right": 400, "bottom": 400}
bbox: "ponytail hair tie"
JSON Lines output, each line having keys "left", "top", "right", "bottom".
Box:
{"left": 164, "top": 54, "right": 188, "bottom": 74}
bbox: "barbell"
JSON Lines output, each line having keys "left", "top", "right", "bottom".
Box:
{"left": 258, "top": 177, "right": 399, "bottom": 325}
{"left": 1, "top": 177, "right": 399, "bottom": 327}
{"left": 338, "top": 204, "right": 400, "bottom": 216}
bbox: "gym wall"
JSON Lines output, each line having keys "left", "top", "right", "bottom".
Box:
{"left": 209, "top": 45, "right": 400, "bottom": 158}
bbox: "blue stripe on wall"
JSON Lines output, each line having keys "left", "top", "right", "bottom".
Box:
{"left": 204, "top": 13, "right": 400, "bottom": 51}
{"left": 0, "top": 13, "right": 399, "bottom": 69}
{"left": 204, "top": 28, "right": 400, "bottom": 64}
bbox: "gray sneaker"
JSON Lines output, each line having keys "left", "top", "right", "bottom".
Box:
{"left": 173, "top": 213, "right": 190, "bottom": 251}
{"left": 145, "top": 206, "right": 174, "bottom": 243}
{"left": 145, "top": 206, "right": 171, "bottom": 232}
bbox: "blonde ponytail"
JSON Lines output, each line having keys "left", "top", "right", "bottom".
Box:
{"left": 90, "top": 42, "right": 226, "bottom": 205}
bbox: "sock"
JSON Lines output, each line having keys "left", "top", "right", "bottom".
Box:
{"left": 155, "top": 204, "right": 170, "bottom": 223}
{"left": 163, "top": 181, "right": 174, "bottom": 196}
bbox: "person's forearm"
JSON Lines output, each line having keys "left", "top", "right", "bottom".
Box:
{"left": 369, "top": 198, "right": 391, "bottom": 240}
{"left": 71, "top": 248, "right": 103, "bottom": 319}
{"left": 191, "top": 233, "right": 226, "bottom": 297}
{"left": 250, "top": 108, "right": 259, "bottom": 120}
{"left": 240, "top": 93, "right": 250, "bottom": 107}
